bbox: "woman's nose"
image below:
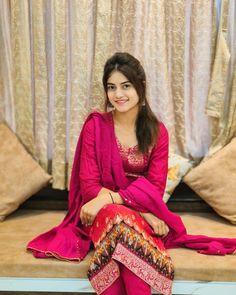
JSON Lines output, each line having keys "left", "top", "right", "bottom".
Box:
{"left": 115, "top": 88, "right": 123, "bottom": 98}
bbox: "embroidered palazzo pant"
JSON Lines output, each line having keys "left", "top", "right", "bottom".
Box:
{"left": 101, "top": 262, "right": 151, "bottom": 295}
{"left": 88, "top": 204, "right": 174, "bottom": 295}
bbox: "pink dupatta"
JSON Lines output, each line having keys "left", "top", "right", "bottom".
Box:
{"left": 27, "top": 112, "right": 236, "bottom": 261}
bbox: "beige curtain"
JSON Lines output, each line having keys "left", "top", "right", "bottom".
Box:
{"left": 0, "top": 0, "right": 15, "bottom": 130}
{"left": 11, "top": 0, "right": 35, "bottom": 155}
{"left": 206, "top": 0, "right": 236, "bottom": 156}
{"left": 184, "top": 1, "right": 216, "bottom": 160}
{"left": 0, "top": 0, "right": 217, "bottom": 189}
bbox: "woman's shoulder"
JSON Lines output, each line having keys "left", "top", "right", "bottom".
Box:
{"left": 86, "top": 111, "right": 112, "bottom": 122}
{"left": 158, "top": 121, "right": 168, "bottom": 136}
{"left": 83, "top": 111, "right": 112, "bottom": 132}
{"left": 153, "top": 121, "right": 169, "bottom": 148}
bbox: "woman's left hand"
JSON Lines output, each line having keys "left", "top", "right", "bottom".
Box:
{"left": 80, "top": 195, "right": 108, "bottom": 226}
{"left": 140, "top": 212, "right": 169, "bottom": 237}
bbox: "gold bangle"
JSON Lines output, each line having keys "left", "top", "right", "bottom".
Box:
{"left": 109, "top": 192, "right": 115, "bottom": 204}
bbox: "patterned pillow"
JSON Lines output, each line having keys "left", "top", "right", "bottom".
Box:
{"left": 0, "top": 123, "right": 52, "bottom": 221}
{"left": 163, "top": 153, "right": 193, "bottom": 202}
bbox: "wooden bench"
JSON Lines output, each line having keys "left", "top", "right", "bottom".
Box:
{"left": 0, "top": 183, "right": 236, "bottom": 294}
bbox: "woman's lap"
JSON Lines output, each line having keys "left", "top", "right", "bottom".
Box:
{"left": 88, "top": 205, "right": 174, "bottom": 295}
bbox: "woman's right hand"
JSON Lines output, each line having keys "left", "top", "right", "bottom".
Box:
{"left": 80, "top": 194, "right": 110, "bottom": 226}
{"left": 140, "top": 212, "right": 169, "bottom": 237}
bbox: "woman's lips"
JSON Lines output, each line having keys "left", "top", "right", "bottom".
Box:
{"left": 115, "top": 99, "right": 128, "bottom": 105}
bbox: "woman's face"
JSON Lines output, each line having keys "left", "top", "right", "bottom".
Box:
{"left": 106, "top": 71, "right": 139, "bottom": 114}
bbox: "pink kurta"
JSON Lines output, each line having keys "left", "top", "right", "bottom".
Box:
{"left": 87, "top": 121, "right": 173, "bottom": 294}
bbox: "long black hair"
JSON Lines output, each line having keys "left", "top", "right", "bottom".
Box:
{"left": 103, "top": 52, "right": 159, "bottom": 154}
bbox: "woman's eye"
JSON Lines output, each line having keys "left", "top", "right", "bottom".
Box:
{"left": 123, "top": 83, "right": 131, "bottom": 89}
{"left": 107, "top": 85, "right": 115, "bottom": 91}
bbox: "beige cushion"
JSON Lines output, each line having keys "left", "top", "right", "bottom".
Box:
{"left": 0, "top": 123, "right": 52, "bottom": 221}
{"left": 169, "top": 212, "right": 236, "bottom": 281}
{"left": 164, "top": 153, "right": 192, "bottom": 202}
{"left": 184, "top": 138, "right": 236, "bottom": 224}
{"left": 0, "top": 209, "right": 235, "bottom": 281}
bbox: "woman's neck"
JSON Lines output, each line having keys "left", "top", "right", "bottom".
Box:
{"left": 113, "top": 108, "right": 138, "bottom": 129}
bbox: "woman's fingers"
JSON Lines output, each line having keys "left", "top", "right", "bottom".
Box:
{"left": 159, "top": 223, "right": 169, "bottom": 236}
{"left": 86, "top": 215, "right": 94, "bottom": 226}
{"left": 80, "top": 207, "right": 88, "bottom": 225}
{"left": 81, "top": 215, "right": 91, "bottom": 226}
{"left": 153, "top": 220, "right": 169, "bottom": 236}
{"left": 80, "top": 207, "right": 94, "bottom": 226}
{"left": 162, "top": 224, "right": 170, "bottom": 237}
{"left": 81, "top": 213, "right": 91, "bottom": 225}
{"left": 140, "top": 212, "right": 169, "bottom": 237}
{"left": 80, "top": 196, "right": 106, "bottom": 226}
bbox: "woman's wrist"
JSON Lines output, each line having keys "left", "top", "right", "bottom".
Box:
{"left": 139, "top": 212, "right": 144, "bottom": 218}
{"left": 140, "top": 212, "right": 149, "bottom": 218}
{"left": 97, "top": 189, "right": 123, "bottom": 205}
{"left": 109, "top": 192, "right": 115, "bottom": 204}
{"left": 98, "top": 194, "right": 111, "bottom": 206}
{"left": 111, "top": 192, "right": 123, "bottom": 204}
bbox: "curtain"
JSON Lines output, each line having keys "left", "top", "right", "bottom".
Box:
{"left": 0, "top": 0, "right": 217, "bottom": 189}
{"left": 0, "top": 0, "right": 15, "bottom": 131}
{"left": 206, "top": 0, "right": 236, "bottom": 157}
{"left": 11, "top": 0, "right": 35, "bottom": 155}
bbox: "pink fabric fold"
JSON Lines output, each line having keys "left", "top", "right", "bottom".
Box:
{"left": 27, "top": 112, "right": 236, "bottom": 261}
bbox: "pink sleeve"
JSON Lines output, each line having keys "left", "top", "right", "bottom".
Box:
{"left": 79, "top": 119, "right": 103, "bottom": 202}
{"left": 146, "top": 123, "right": 169, "bottom": 198}
{"left": 119, "top": 123, "right": 169, "bottom": 212}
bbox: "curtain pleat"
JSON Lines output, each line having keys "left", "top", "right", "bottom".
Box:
{"left": 184, "top": 0, "right": 214, "bottom": 159}
{"left": 165, "top": 0, "right": 186, "bottom": 155}
{"left": 90, "top": 0, "right": 112, "bottom": 111}
{"left": 206, "top": 0, "right": 236, "bottom": 157}
{"left": 206, "top": 1, "right": 230, "bottom": 120}
{"left": 0, "top": 0, "right": 15, "bottom": 130}
{"left": 52, "top": 0, "right": 67, "bottom": 188}
{"left": 141, "top": 1, "right": 175, "bottom": 148}
{"left": 118, "top": 0, "right": 135, "bottom": 54}
{"left": 10, "top": 0, "right": 35, "bottom": 154}
{"left": 67, "top": 0, "right": 94, "bottom": 183}
{"left": 31, "top": 0, "right": 49, "bottom": 170}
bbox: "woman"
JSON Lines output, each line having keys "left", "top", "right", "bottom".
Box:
{"left": 27, "top": 52, "right": 236, "bottom": 295}
{"left": 79, "top": 52, "right": 173, "bottom": 294}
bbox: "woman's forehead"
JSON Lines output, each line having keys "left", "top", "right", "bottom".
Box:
{"left": 107, "top": 70, "right": 129, "bottom": 84}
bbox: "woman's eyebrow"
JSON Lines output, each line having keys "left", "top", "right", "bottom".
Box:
{"left": 107, "top": 80, "right": 130, "bottom": 85}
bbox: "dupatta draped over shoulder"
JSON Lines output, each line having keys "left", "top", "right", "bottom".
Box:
{"left": 27, "top": 112, "right": 236, "bottom": 261}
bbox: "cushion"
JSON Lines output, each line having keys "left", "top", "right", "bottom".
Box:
{"left": 0, "top": 123, "right": 52, "bottom": 221}
{"left": 184, "top": 138, "right": 236, "bottom": 224}
{"left": 1, "top": 210, "right": 236, "bottom": 281}
{"left": 163, "top": 153, "right": 192, "bottom": 202}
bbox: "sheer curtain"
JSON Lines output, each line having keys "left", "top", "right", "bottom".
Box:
{"left": 0, "top": 0, "right": 217, "bottom": 189}
{"left": 206, "top": 0, "right": 236, "bottom": 157}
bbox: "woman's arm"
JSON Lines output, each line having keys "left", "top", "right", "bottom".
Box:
{"left": 79, "top": 119, "right": 103, "bottom": 202}
{"left": 146, "top": 122, "right": 169, "bottom": 198}
{"left": 79, "top": 119, "right": 123, "bottom": 225}
{"left": 80, "top": 188, "right": 123, "bottom": 226}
